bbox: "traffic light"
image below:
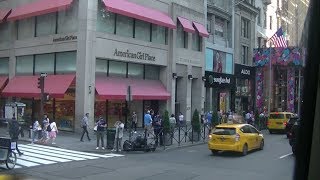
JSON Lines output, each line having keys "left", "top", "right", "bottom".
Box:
{"left": 37, "top": 77, "right": 44, "bottom": 90}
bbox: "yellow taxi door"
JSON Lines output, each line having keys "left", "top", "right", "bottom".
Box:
{"left": 249, "top": 126, "right": 261, "bottom": 149}
{"left": 240, "top": 125, "right": 255, "bottom": 150}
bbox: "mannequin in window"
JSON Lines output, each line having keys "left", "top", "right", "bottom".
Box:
{"left": 216, "top": 52, "right": 223, "bottom": 73}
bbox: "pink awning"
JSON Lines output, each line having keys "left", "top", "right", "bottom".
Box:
{"left": 2, "top": 74, "right": 75, "bottom": 98}
{"left": 193, "top": 22, "right": 209, "bottom": 38}
{"left": 103, "top": 0, "right": 176, "bottom": 29}
{"left": 7, "top": 0, "right": 73, "bottom": 21}
{"left": 95, "top": 77, "right": 170, "bottom": 100}
{"left": 0, "top": 76, "right": 8, "bottom": 92}
{"left": 177, "top": 17, "right": 195, "bottom": 33}
{"left": 0, "top": 9, "right": 11, "bottom": 23}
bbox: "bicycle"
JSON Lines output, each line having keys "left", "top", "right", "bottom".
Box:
{"left": 0, "top": 137, "right": 17, "bottom": 169}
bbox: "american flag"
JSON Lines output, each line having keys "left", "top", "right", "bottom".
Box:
{"left": 269, "top": 28, "right": 287, "bottom": 47}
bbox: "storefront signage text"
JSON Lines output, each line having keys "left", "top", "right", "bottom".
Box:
{"left": 235, "top": 64, "right": 255, "bottom": 78}
{"left": 114, "top": 49, "right": 156, "bottom": 61}
{"left": 241, "top": 69, "right": 250, "bottom": 75}
{"left": 213, "top": 77, "right": 231, "bottom": 84}
{"left": 53, "top": 35, "right": 77, "bottom": 42}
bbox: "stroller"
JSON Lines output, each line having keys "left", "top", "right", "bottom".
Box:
{"left": 123, "top": 132, "right": 156, "bottom": 152}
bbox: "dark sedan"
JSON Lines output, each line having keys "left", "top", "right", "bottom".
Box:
{"left": 285, "top": 117, "right": 299, "bottom": 138}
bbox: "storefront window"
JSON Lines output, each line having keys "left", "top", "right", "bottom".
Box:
{"left": 152, "top": 24, "right": 167, "bottom": 45}
{"left": 107, "top": 100, "right": 126, "bottom": 127}
{"left": 18, "top": 99, "right": 33, "bottom": 126}
{"left": 226, "top": 53, "right": 233, "bottom": 74}
{"left": 36, "top": 13, "right": 56, "bottom": 37}
{"left": 108, "top": 61, "right": 127, "bottom": 77}
{"left": 0, "top": 58, "right": 9, "bottom": 75}
{"left": 0, "top": 23, "right": 10, "bottom": 42}
{"left": 56, "top": 51, "right": 76, "bottom": 74}
{"left": 16, "top": 55, "right": 34, "bottom": 75}
{"left": 55, "top": 89, "right": 75, "bottom": 131}
{"left": 94, "top": 101, "right": 106, "bottom": 121}
{"left": 205, "top": 48, "right": 234, "bottom": 74}
{"left": 128, "top": 63, "right": 143, "bottom": 79}
{"left": 116, "top": 14, "right": 134, "bottom": 38}
{"left": 96, "top": 58, "right": 108, "bottom": 75}
{"left": 17, "top": 18, "right": 35, "bottom": 40}
{"left": 145, "top": 65, "right": 159, "bottom": 80}
{"left": 205, "top": 49, "right": 214, "bottom": 71}
{"left": 176, "top": 23, "right": 186, "bottom": 48}
{"left": 34, "top": 53, "right": 55, "bottom": 75}
{"left": 97, "top": 0, "right": 115, "bottom": 34}
{"left": 57, "top": 0, "right": 78, "bottom": 34}
{"left": 192, "top": 33, "right": 201, "bottom": 51}
{"left": 135, "top": 20, "right": 150, "bottom": 42}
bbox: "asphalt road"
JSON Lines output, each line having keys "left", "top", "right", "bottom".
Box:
{"left": 1, "top": 132, "right": 295, "bottom": 180}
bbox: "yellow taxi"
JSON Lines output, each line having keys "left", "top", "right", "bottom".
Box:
{"left": 267, "top": 112, "right": 294, "bottom": 134}
{"left": 208, "top": 124, "right": 264, "bottom": 156}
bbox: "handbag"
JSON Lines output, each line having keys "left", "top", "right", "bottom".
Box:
{"left": 93, "top": 125, "right": 98, "bottom": 132}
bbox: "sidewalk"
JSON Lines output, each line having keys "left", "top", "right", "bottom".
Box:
{"left": 0, "top": 127, "right": 207, "bottom": 154}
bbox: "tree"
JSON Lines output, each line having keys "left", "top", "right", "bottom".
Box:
{"left": 192, "top": 109, "right": 201, "bottom": 133}
{"left": 163, "top": 110, "right": 170, "bottom": 134}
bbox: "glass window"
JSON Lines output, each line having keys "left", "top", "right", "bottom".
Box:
{"left": 34, "top": 53, "right": 55, "bottom": 75}
{"left": 56, "top": 51, "right": 76, "bottom": 74}
{"left": 215, "top": 17, "right": 224, "bottom": 37}
{"left": 257, "top": 8, "right": 261, "bottom": 25}
{"left": 145, "top": 65, "right": 159, "bottom": 80}
{"left": 96, "top": 59, "right": 108, "bottom": 75}
{"left": 16, "top": 55, "right": 34, "bottom": 75}
{"left": 36, "top": 13, "right": 56, "bottom": 37}
{"left": 269, "top": 114, "right": 285, "bottom": 119}
{"left": 176, "top": 23, "right": 186, "bottom": 48}
{"left": 226, "top": 53, "right": 233, "bottom": 74}
{"left": 17, "top": 18, "right": 35, "bottom": 40}
{"left": 57, "top": 0, "right": 78, "bottom": 34}
{"left": 241, "top": 18, "right": 249, "bottom": 38}
{"left": 108, "top": 61, "right": 127, "bottom": 77}
{"left": 212, "top": 127, "right": 236, "bottom": 135}
{"left": 192, "top": 33, "right": 201, "bottom": 51}
{"left": 0, "top": 23, "right": 10, "bottom": 42}
{"left": 0, "top": 58, "right": 9, "bottom": 75}
{"left": 205, "top": 48, "right": 214, "bottom": 71}
{"left": 97, "top": 0, "right": 115, "bottom": 34}
{"left": 152, "top": 24, "right": 166, "bottom": 45}
{"left": 269, "top": 16, "right": 272, "bottom": 30}
{"left": 128, "top": 63, "right": 143, "bottom": 79}
{"left": 134, "top": 20, "right": 150, "bottom": 42}
{"left": 241, "top": 45, "right": 249, "bottom": 64}
{"left": 116, "top": 14, "right": 134, "bottom": 38}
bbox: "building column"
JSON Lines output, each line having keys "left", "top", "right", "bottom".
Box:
{"left": 75, "top": 0, "right": 97, "bottom": 132}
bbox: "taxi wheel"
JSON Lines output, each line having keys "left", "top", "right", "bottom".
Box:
{"left": 269, "top": 130, "right": 273, "bottom": 134}
{"left": 242, "top": 144, "right": 248, "bottom": 156}
{"left": 211, "top": 150, "right": 218, "bottom": 155}
{"left": 259, "top": 140, "right": 264, "bottom": 150}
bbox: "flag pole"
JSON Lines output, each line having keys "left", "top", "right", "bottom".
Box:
{"left": 268, "top": 42, "right": 272, "bottom": 115}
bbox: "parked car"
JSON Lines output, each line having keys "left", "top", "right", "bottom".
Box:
{"left": 285, "top": 117, "right": 299, "bottom": 138}
{"left": 288, "top": 119, "right": 300, "bottom": 155}
{"left": 208, "top": 123, "right": 264, "bottom": 156}
{"left": 267, "top": 112, "right": 294, "bottom": 134}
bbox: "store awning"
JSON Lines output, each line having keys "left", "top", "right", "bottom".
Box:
{"left": 0, "top": 9, "right": 12, "bottom": 23}
{"left": 177, "top": 17, "right": 196, "bottom": 33}
{"left": 102, "top": 0, "right": 176, "bottom": 29}
{"left": 193, "top": 22, "right": 209, "bottom": 38}
{"left": 0, "top": 76, "right": 8, "bottom": 91}
{"left": 2, "top": 74, "right": 75, "bottom": 98}
{"left": 95, "top": 77, "right": 170, "bottom": 100}
{"left": 7, "top": 0, "right": 73, "bottom": 21}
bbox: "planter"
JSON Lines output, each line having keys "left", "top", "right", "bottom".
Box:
{"left": 163, "top": 133, "right": 172, "bottom": 146}
{"left": 188, "top": 132, "right": 200, "bottom": 142}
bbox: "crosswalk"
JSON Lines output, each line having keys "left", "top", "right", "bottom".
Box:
{"left": 0, "top": 144, "right": 124, "bottom": 169}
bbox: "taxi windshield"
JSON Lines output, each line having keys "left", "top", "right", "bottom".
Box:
{"left": 269, "top": 114, "right": 285, "bottom": 119}
{"left": 212, "top": 128, "right": 236, "bottom": 135}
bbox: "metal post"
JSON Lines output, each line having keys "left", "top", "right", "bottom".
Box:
{"left": 178, "top": 125, "right": 181, "bottom": 146}
{"left": 297, "top": 68, "right": 301, "bottom": 116}
{"left": 116, "top": 127, "right": 119, "bottom": 152}
{"left": 268, "top": 45, "right": 272, "bottom": 115}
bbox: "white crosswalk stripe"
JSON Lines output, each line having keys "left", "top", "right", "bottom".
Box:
{"left": 0, "top": 144, "right": 124, "bottom": 169}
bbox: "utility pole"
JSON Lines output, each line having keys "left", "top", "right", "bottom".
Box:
{"left": 37, "top": 73, "right": 47, "bottom": 119}
{"left": 126, "top": 86, "right": 132, "bottom": 141}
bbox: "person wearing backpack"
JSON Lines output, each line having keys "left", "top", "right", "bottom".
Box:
{"left": 80, "top": 113, "right": 91, "bottom": 142}
{"left": 9, "top": 117, "right": 23, "bottom": 156}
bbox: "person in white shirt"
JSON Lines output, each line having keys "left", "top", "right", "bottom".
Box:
{"left": 48, "top": 122, "right": 58, "bottom": 144}
{"left": 112, "top": 120, "right": 124, "bottom": 152}
{"left": 179, "top": 112, "right": 184, "bottom": 127}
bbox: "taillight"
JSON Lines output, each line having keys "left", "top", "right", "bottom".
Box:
{"left": 235, "top": 133, "right": 240, "bottom": 142}
{"left": 284, "top": 122, "right": 287, "bottom": 126}
{"left": 267, "top": 121, "right": 270, "bottom": 126}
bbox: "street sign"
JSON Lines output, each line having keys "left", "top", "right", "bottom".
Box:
{"left": 40, "top": 73, "right": 47, "bottom": 77}
{"left": 126, "top": 86, "right": 132, "bottom": 102}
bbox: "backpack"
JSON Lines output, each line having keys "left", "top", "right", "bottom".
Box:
{"left": 46, "top": 124, "right": 52, "bottom": 132}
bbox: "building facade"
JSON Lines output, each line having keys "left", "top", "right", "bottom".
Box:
{"left": 0, "top": 0, "right": 208, "bottom": 132}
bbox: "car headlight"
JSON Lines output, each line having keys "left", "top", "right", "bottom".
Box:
{"left": 209, "top": 134, "right": 212, "bottom": 139}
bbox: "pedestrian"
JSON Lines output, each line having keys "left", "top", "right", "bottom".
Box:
{"left": 95, "top": 116, "right": 107, "bottom": 150}
{"left": 9, "top": 117, "right": 23, "bottom": 156}
{"left": 48, "top": 121, "right": 58, "bottom": 144}
{"left": 80, "top": 113, "right": 91, "bottom": 142}
{"left": 31, "top": 120, "right": 41, "bottom": 144}
{"left": 169, "top": 114, "right": 176, "bottom": 130}
{"left": 132, "top": 112, "right": 137, "bottom": 132}
{"left": 206, "top": 111, "right": 213, "bottom": 128}
{"left": 144, "top": 111, "right": 152, "bottom": 138}
{"left": 179, "top": 112, "right": 184, "bottom": 127}
{"left": 153, "top": 113, "right": 162, "bottom": 146}
{"left": 112, "top": 120, "right": 124, "bottom": 152}
{"left": 40, "top": 117, "right": 49, "bottom": 144}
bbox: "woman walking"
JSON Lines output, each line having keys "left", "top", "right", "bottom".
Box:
{"left": 48, "top": 122, "right": 58, "bottom": 144}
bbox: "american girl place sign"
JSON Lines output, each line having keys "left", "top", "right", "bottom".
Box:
{"left": 113, "top": 49, "right": 156, "bottom": 61}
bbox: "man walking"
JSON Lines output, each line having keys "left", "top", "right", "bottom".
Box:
{"left": 9, "top": 117, "right": 23, "bottom": 156}
{"left": 80, "top": 113, "right": 91, "bottom": 142}
{"left": 144, "top": 111, "right": 152, "bottom": 138}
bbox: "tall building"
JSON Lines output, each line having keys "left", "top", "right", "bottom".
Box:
{"left": 0, "top": 0, "right": 208, "bottom": 132}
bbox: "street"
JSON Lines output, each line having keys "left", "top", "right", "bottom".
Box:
{"left": 0, "top": 131, "right": 295, "bottom": 180}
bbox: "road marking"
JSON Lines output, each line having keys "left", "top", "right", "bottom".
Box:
{"left": 0, "top": 144, "right": 123, "bottom": 169}
{"left": 279, "top": 153, "right": 293, "bottom": 159}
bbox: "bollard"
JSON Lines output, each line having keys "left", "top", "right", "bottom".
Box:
{"left": 116, "top": 127, "right": 119, "bottom": 152}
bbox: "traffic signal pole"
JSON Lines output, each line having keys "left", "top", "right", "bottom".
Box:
{"left": 38, "top": 73, "right": 47, "bottom": 119}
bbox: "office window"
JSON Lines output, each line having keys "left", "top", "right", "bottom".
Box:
{"left": 0, "top": 23, "right": 10, "bottom": 42}
{"left": 207, "top": 17, "right": 211, "bottom": 33}
{"left": 36, "top": 13, "right": 56, "bottom": 37}
{"left": 264, "top": 12, "right": 267, "bottom": 28}
{"left": 17, "top": 18, "right": 35, "bottom": 40}
{"left": 128, "top": 63, "right": 143, "bottom": 79}
{"left": 0, "top": 58, "right": 9, "bottom": 75}
{"left": 152, "top": 24, "right": 167, "bottom": 45}
{"left": 56, "top": 51, "right": 76, "bottom": 74}
{"left": 257, "top": 9, "right": 261, "bottom": 26}
{"left": 241, "top": 46, "right": 249, "bottom": 64}
{"left": 269, "top": 16, "right": 273, "bottom": 30}
{"left": 108, "top": 61, "right": 127, "bottom": 77}
{"left": 16, "top": 55, "right": 34, "bottom": 75}
{"left": 176, "top": 23, "right": 187, "bottom": 48}
{"left": 215, "top": 17, "right": 224, "bottom": 37}
{"left": 34, "top": 53, "right": 55, "bottom": 75}
{"left": 226, "top": 53, "right": 233, "bottom": 74}
{"left": 97, "top": 0, "right": 116, "bottom": 34}
{"left": 116, "top": 14, "right": 134, "bottom": 38}
{"left": 135, "top": 20, "right": 151, "bottom": 42}
{"left": 241, "top": 18, "right": 250, "bottom": 38}
{"left": 192, "top": 33, "right": 201, "bottom": 51}
{"left": 145, "top": 65, "right": 159, "bottom": 80}
{"left": 57, "top": 0, "right": 78, "bottom": 34}
{"left": 96, "top": 59, "right": 108, "bottom": 75}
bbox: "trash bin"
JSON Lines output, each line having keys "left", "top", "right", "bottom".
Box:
{"left": 106, "top": 128, "right": 116, "bottom": 149}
